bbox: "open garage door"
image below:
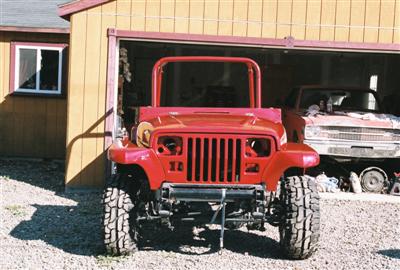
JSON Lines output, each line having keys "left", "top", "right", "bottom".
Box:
{"left": 116, "top": 40, "right": 400, "bottom": 130}
{"left": 110, "top": 38, "right": 399, "bottom": 188}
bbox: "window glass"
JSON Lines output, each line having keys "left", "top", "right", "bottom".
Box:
{"left": 40, "top": 50, "right": 59, "bottom": 91}
{"left": 13, "top": 44, "right": 65, "bottom": 95}
{"left": 18, "top": 49, "right": 37, "bottom": 89}
{"left": 299, "top": 88, "right": 380, "bottom": 112}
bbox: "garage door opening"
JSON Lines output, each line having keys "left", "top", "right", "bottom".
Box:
{"left": 116, "top": 40, "right": 400, "bottom": 131}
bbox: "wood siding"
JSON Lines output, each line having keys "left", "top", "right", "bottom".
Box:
{"left": 66, "top": 0, "right": 400, "bottom": 187}
{"left": 0, "top": 31, "right": 68, "bottom": 159}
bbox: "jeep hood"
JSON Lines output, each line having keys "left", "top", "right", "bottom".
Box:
{"left": 302, "top": 112, "right": 400, "bottom": 130}
{"left": 144, "top": 113, "right": 285, "bottom": 137}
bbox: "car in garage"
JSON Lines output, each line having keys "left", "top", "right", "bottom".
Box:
{"left": 282, "top": 85, "right": 400, "bottom": 192}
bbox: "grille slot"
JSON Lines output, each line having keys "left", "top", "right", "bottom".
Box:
{"left": 186, "top": 137, "right": 242, "bottom": 182}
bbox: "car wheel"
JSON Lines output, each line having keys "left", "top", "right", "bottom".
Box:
{"left": 279, "top": 176, "right": 320, "bottom": 259}
{"left": 103, "top": 173, "right": 141, "bottom": 255}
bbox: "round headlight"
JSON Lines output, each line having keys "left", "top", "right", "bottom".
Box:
{"left": 305, "top": 125, "right": 321, "bottom": 138}
{"left": 157, "top": 136, "right": 183, "bottom": 155}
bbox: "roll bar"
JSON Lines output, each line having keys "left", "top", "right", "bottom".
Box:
{"left": 151, "top": 56, "right": 262, "bottom": 108}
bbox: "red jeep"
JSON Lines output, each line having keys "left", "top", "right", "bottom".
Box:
{"left": 103, "top": 56, "right": 320, "bottom": 259}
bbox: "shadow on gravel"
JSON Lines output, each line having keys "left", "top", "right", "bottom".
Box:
{"left": 10, "top": 199, "right": 105, "bottom": 256}
{"left": 2, "top": 160, "right": 105, "bottom": 256}
{"left": 4, "top": 159, "right": 281, "bottom": 259}
{"left": 0, "top": 159, "right": 65, "bottom": 192}
{"left": 378, "top": 249, "right": 400, "bottom": 259}
{"left": 141, "top": 226, "right": 282, "bottom": 259}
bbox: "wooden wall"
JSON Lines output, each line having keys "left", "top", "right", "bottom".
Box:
{"left": 66, "top": 0, "right": 400, "bottom": 188}
{"left": 89, "top": 0, "right": 399, "bottom": 42}
{"left": 0, "top": 31, "right": 68, "bottom": 159}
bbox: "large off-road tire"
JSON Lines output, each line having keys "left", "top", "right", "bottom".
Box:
{"left": 103, "top": 173, "right": 141, "bottom": 256}
{"left": 279, "top": 175, "right": 320, "bottom": 260}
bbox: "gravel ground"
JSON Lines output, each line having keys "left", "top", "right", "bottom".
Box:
{"left": 1, "top": 159, "right": 399, "bottom": 270}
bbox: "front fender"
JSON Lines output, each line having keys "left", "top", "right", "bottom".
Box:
{"left": 262, "top": 143, "right": 319, "bottom": 191}
{"left": 108, "top": 141, "right": 165, "bottom": 190}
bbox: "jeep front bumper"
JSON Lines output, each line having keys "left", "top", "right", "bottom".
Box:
{"left": 161, "top": 183, "right": 264, "bottom": 202}
{"left": 304, "top": 139, "right": 400, "bottom": 159}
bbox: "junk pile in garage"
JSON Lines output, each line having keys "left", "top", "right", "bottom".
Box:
{"left": 282, "top": 85, "right": 399, "bottom": 197}
{"left": 306, "top": 169, "right": 400, "bottom": 196}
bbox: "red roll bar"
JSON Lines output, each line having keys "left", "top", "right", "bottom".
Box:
{"left": 151, "top": 56, "right": 262, "bottom": 108}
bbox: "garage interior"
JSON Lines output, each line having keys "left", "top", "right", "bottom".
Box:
{"left": 116, "top": 39, "right": 399, "bottom": 187}
{"left": 118, "top": 40, "right": 400, "bottom": 125}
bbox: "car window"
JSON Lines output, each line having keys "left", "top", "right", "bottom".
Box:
{"left": 299, "top": 88, "right": 380, "bottom": 112}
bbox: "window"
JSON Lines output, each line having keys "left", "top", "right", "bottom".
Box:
{"left": 368, "top": 74, "right": 378, "bottom": 109}
{"left": 299, "top": 88, "right": 381, "bottom": 112}
{"left": 369, "top": 74, "right": 378, "bottom": 91}
{"left": 10, "top": 42, "right": 67, "bottom": 96}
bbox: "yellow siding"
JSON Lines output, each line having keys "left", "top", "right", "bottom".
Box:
{"left": 291, "top": 0, "right": 307, "bottom": 40}
{"left": 130, "top": 0, "right": 145, "bottom": 31}
{"left": 175, "top": 0, "right": 190, "bottom": 33}
{"left": 320, "top": 0, "right": 336, "bottom": 41}
{"left": 145, "top": 0, "right": 160, "bottom": 32}
{"left": 305, "top": 0, "right": 321, "bottom": 40}
{"left": 160, "top": 0, "right": 175, "bottom": 33}
{"left": 78, "top": 0, "right": 400, "bottom": 43}
{"left": 364, "top": 0, "right": 381, "bottom": 43}
{"left": 395, "top": 0, "right": 400, "bottom": 43}
{"left": 335, "top": 0, "right": 351, "bottom": 41}
{"left": 349, "top": 0, "right": 366, "bottom": 42}
{"left": 0, "top": 31, "right": 68, "bottom": 159}
{"left": 218, "top": 0, "right": 234, "bottom": 36}
{"left": 66, "top": 12, "right": 88, "bottom": 187}
{"left": 247, "top": 1, "right": 263, "bottom": 38}
{"left": 379, "top": 0, "right": 396, "bottom": 43}
{"left": 204, "top": 0, "right": 219, "bottom": 35}
{"left": 65, "top": 0, "right": 399, "bottom": 188}
{"left": 82, "top": 6, "right": 103, "bottom": 187}
{"left": 189, "top": 0, "right": 204, "bottom": 34}
{"left": 262, "top": 0, "right": 278, "bottom": 38}
{"left": 276, "top": 0, "right": 291, "bottom": 39}
{"left": 233, "top": 0, "right": 248, "bottom": 37}
{"left": 116, "top": 0, "right": 130, "bottom": 30}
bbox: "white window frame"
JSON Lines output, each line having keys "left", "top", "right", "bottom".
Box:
{"left": 14, "top": 45, "right": 63, "bottom": 95}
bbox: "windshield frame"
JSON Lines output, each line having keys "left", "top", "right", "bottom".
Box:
{"left": 151, "top": 56, "right": 262, "bottom": 108}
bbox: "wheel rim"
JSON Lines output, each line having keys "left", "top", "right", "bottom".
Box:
{"left": 360, "top": 169, "right": 386, "bottom": 193}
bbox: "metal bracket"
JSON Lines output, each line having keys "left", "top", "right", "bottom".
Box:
{"left": 209, "top": 189, "right": 227, "bottom": 254}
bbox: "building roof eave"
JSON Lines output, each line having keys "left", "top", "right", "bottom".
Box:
{"left": 58, "top": 0, "right": 113, "bottom": 20}
{"left": 0, "top": 26, "right": 70, "bottom": 34}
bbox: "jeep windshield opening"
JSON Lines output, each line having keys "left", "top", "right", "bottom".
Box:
{"left": 151, "top": 56, "right": 262, "bottom": 108}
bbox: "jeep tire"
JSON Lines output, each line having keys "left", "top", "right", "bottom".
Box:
{"left": 103, "top": 173, "right": 140, "bottom": 255}
{"left": 279, "top": 175, "right": 320, "bottom": 259}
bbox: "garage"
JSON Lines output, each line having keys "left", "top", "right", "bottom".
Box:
{"left": 59, "top": 0, "right": 400, "bottom": 189}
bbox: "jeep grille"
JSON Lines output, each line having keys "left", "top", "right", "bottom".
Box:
{"left": 187, "top": 137, "right": 242, "bottom": 182}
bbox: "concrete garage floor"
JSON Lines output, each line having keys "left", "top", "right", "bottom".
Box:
{"left": 0, "top": 159, "right": 399, "bottom": 270}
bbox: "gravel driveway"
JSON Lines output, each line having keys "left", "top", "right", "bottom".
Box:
{"left": 1, "top": 159, "right": 399, "bottom": 270}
